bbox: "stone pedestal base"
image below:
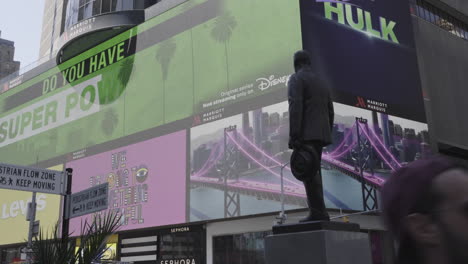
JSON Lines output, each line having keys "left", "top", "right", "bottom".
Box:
{"left": 265, "top": 222, "right": 372, "bottom": 264}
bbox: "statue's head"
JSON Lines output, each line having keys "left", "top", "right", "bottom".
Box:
{"left": 293, "top": 50, "right": 312, "bottom": 73}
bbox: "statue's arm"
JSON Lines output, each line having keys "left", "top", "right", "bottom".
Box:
{"left": 288, "top": 75, "right": 304, "bottom": 144}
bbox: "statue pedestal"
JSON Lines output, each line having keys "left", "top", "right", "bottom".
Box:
{"left": 265, "top": 221, "right": 372, "bottom": 264}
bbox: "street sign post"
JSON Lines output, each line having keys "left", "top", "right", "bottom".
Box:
{"left": 0, "top": 163, "right": 65, "bottom": 195}
{"left": 0, "top": 162, "right": 67, "bottom": 264}
{"left": 66, "top": 183, "right": 109, "bottom": 219}
{"left": 26, "top": 192, "right": 37, "bottom": 264}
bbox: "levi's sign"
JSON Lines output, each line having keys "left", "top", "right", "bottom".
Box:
{"left": 67, "top": 183, "right": 108, "bottom": 219}
{"left": 0, "top": 163, "right": 64, "bottom": 195}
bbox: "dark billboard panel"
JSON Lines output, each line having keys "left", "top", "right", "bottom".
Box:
{"left": 300, "top": 0, "right": 426, "bottom": 122}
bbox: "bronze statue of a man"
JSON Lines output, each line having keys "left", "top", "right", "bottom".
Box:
{"left": 288, "top": 50, "right": 334, "bottom": 222}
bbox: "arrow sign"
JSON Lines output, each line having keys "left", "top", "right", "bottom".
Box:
{"left": 66, "top": 183, "right": 109, "bottom": 219}
{"left": 0, "top": 163, "right": 64, "bottom": 195}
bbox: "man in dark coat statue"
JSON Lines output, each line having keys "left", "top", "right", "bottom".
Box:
{"left": 288, "top": 50, "right": 334, "bottom": 222}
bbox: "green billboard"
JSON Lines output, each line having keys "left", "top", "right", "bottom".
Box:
{"left": 0, "top": 0, "right": 301, "bottom": 166}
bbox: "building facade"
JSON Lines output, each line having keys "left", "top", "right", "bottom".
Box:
{"left": 38, "top": 0, "right": 64, "bottom": 59}
{"left": 0, "top": 33, "right": 20, "bottom": 81}
{"left": 1, "top": 0, "right": 468, "bottom": 263}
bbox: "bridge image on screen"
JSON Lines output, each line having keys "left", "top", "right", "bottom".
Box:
{"left": 189, "top": 102, "right": 430, "bottom": 220}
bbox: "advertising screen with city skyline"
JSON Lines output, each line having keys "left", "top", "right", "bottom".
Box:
{"left": 189, "top": 101, "right": 429, "bottom": 218}
{"left": 0, "top": 0, "right": 430, "bottom": 237}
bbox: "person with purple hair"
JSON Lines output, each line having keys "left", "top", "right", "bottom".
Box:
{"left": 381, "top": 157, "right": 468, "bottom": 264}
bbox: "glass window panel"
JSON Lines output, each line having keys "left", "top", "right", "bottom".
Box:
{"left": 134, "top": 0, "right": 144, "bottom": 9}
{"left": 113, "top": 0, "right": 121, "bottom": 11}
{"left": 432, "top": 6, "right": 440, "bottom": 24}
{"left": 101, "top": 0, "right": 111, "bottom": 13}
{"left": 122, "top": 0, "right": 134, "bottom": 10}
{"left": 159, "top": 232, "right": 205, "bottom": 261}
{"left": 428, "top": 6, "right": 435, "bottom": 23}
{"left": 92, "top": 0, "right": 102, "bottom": 16}
{"left": 422, "top": 6, "right": 430, "bottom": 21}
{"left": 456, "top": 21, "right": 464, "bottom": 38}
{"left": 65, "top": 0, "right": 79, "bottom": 28}
{"left": 415, "top": 6, "right": 422, "bottom": 17}
{"left": 111, "top": 0, "right": 118, "bottom": 11}
{"left": 78, "top": 5, "right": 85, "bottom": 21}
{"left": 213, "top": 231, "right": 272, "bottom": 264}
{"left": 83, "top": 2, "right": 93, "bottom": 19}
{"left": 134, "top": 0, "right": 158, "bottom": 9}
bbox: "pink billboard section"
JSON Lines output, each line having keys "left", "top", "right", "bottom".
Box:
{"left": 69, "top": 130, "right": 187, "bottom": 233}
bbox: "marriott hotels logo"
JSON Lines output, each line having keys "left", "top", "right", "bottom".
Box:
{"left": 317, "top": 0, "right": 353, "bottom": 4}
{"left": 316, "top": 0, "right": 374, "bottom": 7}
{"left": 317, "top": 0, "right": 399, "bottom": 44}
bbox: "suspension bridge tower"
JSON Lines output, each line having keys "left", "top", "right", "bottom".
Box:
{"left": 222, "top": 125, "right": 241, "bottom": 218}
{"left": 355, "top": 118, "right": 379, "bottom": 211}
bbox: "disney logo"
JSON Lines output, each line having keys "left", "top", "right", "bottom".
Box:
{"left": 256, "top": 75, "right": 291, "bottom": 91}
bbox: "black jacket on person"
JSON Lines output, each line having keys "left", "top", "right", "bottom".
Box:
{"left": 288, "top": 66, "right": 334, "bottom": 146}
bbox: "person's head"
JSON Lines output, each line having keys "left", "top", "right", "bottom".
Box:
{"left": 382, "top": 157, "right": 468, "bottom": 264}
{"left": 293, "top": 50, "right": 312, "bottom": 73}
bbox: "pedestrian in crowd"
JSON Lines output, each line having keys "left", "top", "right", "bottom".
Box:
{"left": 288, "top": 50, "right": 334, "bottom": 222}
{"left": 382, "top": 157, "right": 468, "bottom": 264}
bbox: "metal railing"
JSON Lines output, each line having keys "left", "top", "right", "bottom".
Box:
{"left": 275, "top": 162, "right": 290, "bottom": 225}
{"left": 274, "top": 161, "right": 381, "bottom": 225}
{"left": 0, "top": 54, "right": 56, "bottom": 88}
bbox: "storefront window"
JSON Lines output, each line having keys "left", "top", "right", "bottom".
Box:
{"left": 75, "top": 235, "right": 118, "bottom": 263}
{"left": 159, "top": 231, "right": 205, "bottom": 263}
{"left": 0, "top": 247, "right": 22, "bottom": 264}
{"left": 119, "top": 226, "right": 205, "bottom": 263}
{"left": 213, "top": 231, "right": 272, "bottom": 264}
{"left": 414, "top": 0, "right": 468, "bottom": 41}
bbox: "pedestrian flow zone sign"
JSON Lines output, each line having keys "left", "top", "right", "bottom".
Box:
{"left": 0, "top": 163, "right": 64, "bottom": 195}
{"left": 66, "top": 183, "right": 109, "bottom": 219}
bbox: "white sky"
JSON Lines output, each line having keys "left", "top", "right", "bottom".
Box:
{"left": 0, "top": 0, "right": 46, "bottom": 68}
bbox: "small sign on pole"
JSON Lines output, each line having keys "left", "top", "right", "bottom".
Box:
{"left": 66, "top": 183, "right": 109, "bottom": 219}
{"left": 26, "top": 202, "right": 36, "bottom": 221}
{"left": 32, "top": 220, "right": 40, "bottom": 237}
{"left": 0, "top": 163, "right": 64, "bottom": 195}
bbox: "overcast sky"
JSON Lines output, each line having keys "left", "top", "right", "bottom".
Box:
{"left": 0, "top": 0, "right": 46, "bottom": 69}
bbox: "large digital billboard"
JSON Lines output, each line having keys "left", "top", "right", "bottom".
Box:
{"left": 0, "top": 0, "right": 430, "bottom": 237}
{"left": 299, "top": 0, "right": 426, "bottom": 122}
{"left": 69, "top": 131, "right": 186, "bottom": 233}
{"left": 0, "top": 0, "right": 303, "bottom": 234}
{"left": 190, "top": 101, "right": 429, "bottom": 217}
{"left": 0, "top": 0, "right": 301, "bottom": 167}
